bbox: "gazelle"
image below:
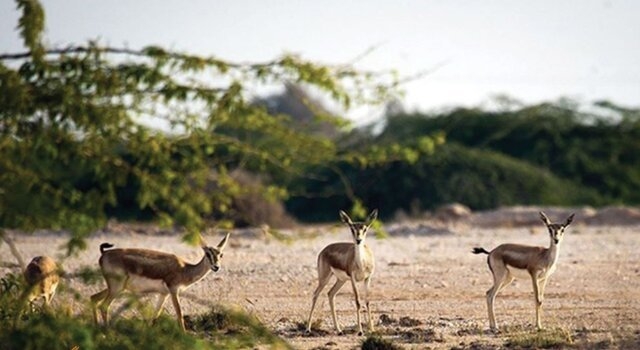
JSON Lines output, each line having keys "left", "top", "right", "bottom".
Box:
{"left": 91, "top": 233, "right": 230, "bottom": 331}
{"left": 472, "top": 211, "right": 575, "bottom": 331}
{"left": 306, "top": 209, "right": 378, "bottom": 336}
{"left": 22, "top": 255, "right": 60, "bottom": 309}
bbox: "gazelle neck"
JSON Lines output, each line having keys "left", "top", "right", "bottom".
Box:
{"left": 546, "top": 237, "right": 561, "bottom": 263}
{"left": 354, "top": 242, "right": 367, "bottom": 266}
{"left": 182, "top": 255, "right": 211, "bottom": 286}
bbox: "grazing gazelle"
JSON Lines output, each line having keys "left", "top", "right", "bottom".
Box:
{"left": 472, "top": 211, "right": 575, "bottom": 331}
{"left": 91, "top": 233, "right": 230, "bottom": 331}
{"left": 22, "top": 255, "right": 60, "bottom": 309}
{"left": 307, "top": 209, "right": 378, "bottom": 336}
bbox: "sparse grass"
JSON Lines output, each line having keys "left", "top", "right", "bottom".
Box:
{"left": 361, "top": 335, "right": 404, "bottom": 350}
{"left": 398, "top": 316, "right": 422, "bottom": 327}
{"left": 291, "top": 318, "right": 330, "bottom": 337}
{"left": 456, "top": 322, "right": 486, "bottom": 336}
{"left": 186, "top": 305, "right": 292, "bottom": 349}
{"left": 397, "top": 327, "right": 445, "bottom": 344}
{"left": 504, "top": 327, "right": 573, "bottom": 349}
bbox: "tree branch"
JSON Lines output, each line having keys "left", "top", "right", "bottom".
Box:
{"left": 0, "top": 229, "right": 26, "bottom": 271}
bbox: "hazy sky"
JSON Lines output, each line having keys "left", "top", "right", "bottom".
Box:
{"left": 2, "top": 0, "right": 639, "bottom": 122}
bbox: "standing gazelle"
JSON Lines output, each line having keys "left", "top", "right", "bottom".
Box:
{"left": 472, "top": 212, "right": 574, "bottom": 331}
{"left": 307, "top": 209, "right": 378, "bottom": 336}
{"left": 91, "top": 233, "right": 230, "bottom": 331}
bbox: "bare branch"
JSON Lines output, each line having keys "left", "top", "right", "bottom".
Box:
{"left": 1, "top": 229, "right": 26, "bottom": 271}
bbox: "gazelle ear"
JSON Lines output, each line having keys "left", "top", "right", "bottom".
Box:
{"left": 217, "top": 232, "right": 230, "bottom": 251}
{"left": 366, "top": 209, "right": 379, "bottom": 225}
{"left": 565, "top": 213, "right": 575, "bottom": 227}
{"left": 199, "top": 232, "right": 209, "bottom": 248}
{"left": 539, "top": 211, "right": 551, "bottom": 225}
{"left": 339, "top": 210, "right": 353, "bottom": 225}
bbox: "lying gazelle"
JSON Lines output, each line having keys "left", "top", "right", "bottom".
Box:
{"left": 307, "top": 209, "right": 378, "bottom": 336}
{"left": 472, "top": 212, "right": 575, "bottom": 331}
{"left": 91, "top": 233, "right": 230, "bottom": 331}
{"left": 21, "top": 255, "right": 60, "bottom": 309}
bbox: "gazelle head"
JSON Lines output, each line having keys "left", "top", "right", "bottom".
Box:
{"left": 339, "top": 209, "right": 378, "bottom": 246}
{"left": 201, "top": 232, "right": 230, "bottom": 272}
{"left": 539, "top": 211, "right": 575, "bottom": 245}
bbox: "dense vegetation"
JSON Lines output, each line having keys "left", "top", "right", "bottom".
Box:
{"left": 286, "top": 100, "right": 640, "bottom": 221}
{"left": 0, "top": 0, "right": 422, "bottom": 250}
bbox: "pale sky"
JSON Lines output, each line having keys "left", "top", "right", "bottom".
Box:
{"left": 2, "top": 0, "right": 639, "bottom": 123}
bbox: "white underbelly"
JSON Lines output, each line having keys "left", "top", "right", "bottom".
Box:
{"left": 331, "top": 268, "right": 350, "bottom": 281}
{"left": 126, "top": 275, "right": 170, "bottom": 294}
{"left": 506, "top": 265, "right": 556, "bottom": 280}
{"left": 505, "top": 266, "right": 531, "bottom": 279}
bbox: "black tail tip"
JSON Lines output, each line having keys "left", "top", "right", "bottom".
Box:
{"left": 99, "top": 243, "right": 114, "bottom": 253}
{"left": 472, "top": 247, "right": 489, "bottom": 255}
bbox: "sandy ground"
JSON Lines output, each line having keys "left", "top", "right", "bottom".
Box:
{"left": 2, "top": 215, "right": 640, "bottom": 349}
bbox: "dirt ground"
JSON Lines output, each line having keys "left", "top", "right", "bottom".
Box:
{"left": 2, "top": 208, "right": 640, "bottom": 349}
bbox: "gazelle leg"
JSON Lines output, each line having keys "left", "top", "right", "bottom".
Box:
{"left": 364, "top": 277, "right": 373, "bottom": 332}
{"left": 90, "top": 289, "right": 109, "bottom": 325}
{"left": 170, "top": 291, "right": 185, "bottom": 331}
{"left": 327, "top": 280, "right": 346, "bottom": 334}
{"left": 98, "top": 274, "right": 127, "bottom": 327}
{"left": 306, "top": 267, "right": 332, "bottom": 332}
{"left": 486, "top": 260, "right": 510, "bottom": 331}
{"left": 349, "top": 276, "right": 364, "bottom": 336}
{"left": 99, "top": 291, "right": 117, "bottom": 326}
{"left": 538, "top": 277, "right": 548, "bottom": 302}
{"left": 531, "top": 274, "right": 543, "bottom": 330}
{"left": 496, "top": 272, "right": 514, "bottom": 294}
{"left": 152, "top": 294, "right": 169, "bottom": 324}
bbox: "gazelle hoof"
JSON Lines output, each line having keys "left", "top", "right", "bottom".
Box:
{"left": 357, "top": 331, "right": 364, "bottom": 336}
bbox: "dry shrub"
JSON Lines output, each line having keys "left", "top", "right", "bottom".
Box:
{"left": 229, "top": 171, "right": 297, "bottom": 228}
{"left": 361, "top": 335, "right": 403, "bottom": 350}
{"left": 504, "top": 327, "right": 573, "bottom": 349}
{"left": 206, "top": 170, "right": 297, "bottom": 228}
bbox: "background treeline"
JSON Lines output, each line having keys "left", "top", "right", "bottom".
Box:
{"left": 108, "top": 88, "right": 640, "bottom": 224}
{"left": 3, "top": 0, "right": 640, "bottom": 236}
{"left": 286, "top": 98, "right": 640, "bottom": 222}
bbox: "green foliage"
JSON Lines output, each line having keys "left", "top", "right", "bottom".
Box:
{"left": 285, "top": 131, "right": 443, "bottom": 221}
{"left": 379, "top": 101, "right": 640, "bottom": 205}
{"left": 0, "top": 283, "right": 289, "bottom": 350}
{"left": 287, "top": 142, "right": 602, "bottom": 221}
{"left": 0, "top": 272, "right": 23, "bottom": 323}
{"left": 1, "top": 0, "right": 401, "bottom": 250}
{"left": 1, "top": 312, "right": 207, "bottom": 350}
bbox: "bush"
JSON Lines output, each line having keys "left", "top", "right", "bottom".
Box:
{"left": 0, "top": 275, "right": 290, "bottom": 350}
{"left": 287, "top": 144, "right": 603, "bottom": 222}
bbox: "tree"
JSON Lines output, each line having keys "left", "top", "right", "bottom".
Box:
{"left": 0, "top": 0, "right": 401, "bottom": 253}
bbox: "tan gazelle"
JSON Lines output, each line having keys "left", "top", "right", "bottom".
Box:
{"left": 22, "top": 255, "right": 60, "bottom": 309}
{"left": 307, "top": 209, "right": 378, "bottom": 336}
{"left": 472, "top": 211, "right": 575, "bottom": 331}
{"left": 90, "top": 233, "right": 230, "bottom": 331}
